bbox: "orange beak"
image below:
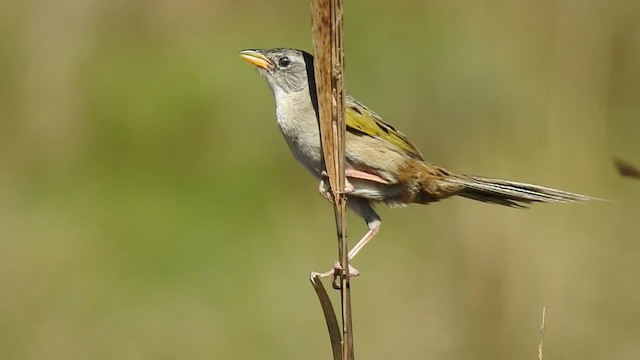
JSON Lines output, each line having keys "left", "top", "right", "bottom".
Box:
{"left": 239, "top": 50, "right": 274, "bottom": 71}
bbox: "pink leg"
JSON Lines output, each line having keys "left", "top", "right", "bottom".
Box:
{"left": 320, "top": 169, "right": 389, "bottom": 193}
{"left": 315, "top": 223, "right": 380, "bottom": 278}
{"left": 345, "top": 169, "right": 389, "bottom": 184}
{"left": 348, "top": 219, "right": 381, "bottom": 260}
{"left": 315, "top": 193, "right": 382, "bottom": 279}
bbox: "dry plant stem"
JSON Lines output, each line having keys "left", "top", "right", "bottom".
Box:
{"left": 309, "top": 273, "right": 342, "bottom": 360}
{"left": 538, "top": 307, "right": 546, "bottom": 360}
{"left": 311, "top": 0, "right": 353, "bottom": 359}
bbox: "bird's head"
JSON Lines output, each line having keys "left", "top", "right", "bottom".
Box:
{"left": 240, "top": 48, "right": 314, "bottom": 95}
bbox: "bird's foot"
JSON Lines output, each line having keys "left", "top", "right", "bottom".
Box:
{"left": 318, "top": 179, "right": 333, "bottom": 202}
{"left": 318, "top": 179, "right": 355, "bottom": 202}
{"left": 315, "top": 261, "right": 360, "bottom": 277}
{"left": 314, "top": 261, "right": 360, "bottom": 288}
{"left": 342, "top": 181, "right": 356, "bottom": 194}
{"left": 332, "top": 261, "right": 360, "bottom": 277}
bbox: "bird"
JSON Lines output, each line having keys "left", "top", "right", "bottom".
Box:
{"left": 240, "top": 47, "right": 591, "bottom": 276}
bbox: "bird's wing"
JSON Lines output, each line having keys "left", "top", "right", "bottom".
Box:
{"left": 345, "top": 95, "right": 424, "bottom": 160}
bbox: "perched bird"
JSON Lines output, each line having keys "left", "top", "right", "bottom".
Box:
{"left": 240, "top": 48, "right": 590, "bottom": 275}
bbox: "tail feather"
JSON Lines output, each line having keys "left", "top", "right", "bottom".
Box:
{"left": 453, "top": 176, "right": 591, "bottom": 208}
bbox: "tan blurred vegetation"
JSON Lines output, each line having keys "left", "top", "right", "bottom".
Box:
{"left": 1, "top": 0, "right": 640, "bottom": 359}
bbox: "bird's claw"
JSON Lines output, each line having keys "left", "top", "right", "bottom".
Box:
{"left": 315, "top": 261, "right": 360, "bottom": 288}
{"left": 318, "top": 179, "right": 355, "bottom": 202}
{"left": 318, "top": 179, "right": 334, "bottom": 202}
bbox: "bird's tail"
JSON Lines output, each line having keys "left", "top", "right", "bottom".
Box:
{"left": 453, "top": 175, "right": 591, "bottom": 208}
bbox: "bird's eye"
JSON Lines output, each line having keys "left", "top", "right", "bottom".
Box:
{"left": 278, "top": 57, "right": 291, "bottom": 67}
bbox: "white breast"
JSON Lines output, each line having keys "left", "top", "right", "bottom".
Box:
{"left": 272, "top": 86, "right": 324, "bottom": 178}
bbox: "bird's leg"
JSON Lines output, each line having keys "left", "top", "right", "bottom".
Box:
{"left": 319, "top": 168, "right": 389, "bottom": 200}
{"left": 345, "top": 199, "right": 381, "bottom": 262}
{"left": 317, "top": 200, "right": 381, "bottom": 280}
{"left": 347, "top": 218, "right": 381, "bottom": 260}
{"left": 331, "top": 218, "right": 381, "bottom": 273}
{"left": 316, "top": 178, "right": 360, "bottom": 278}
{"left": 320, "top": 219, "right": 381, "bottom": 280}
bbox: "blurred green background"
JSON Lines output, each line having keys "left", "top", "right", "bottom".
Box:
{"left": 1, "top": 0, "right": 640, "bottom": 359}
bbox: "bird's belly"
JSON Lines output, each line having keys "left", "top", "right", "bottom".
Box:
{"left": 347, "top": 178, "right": 408, "bottom": 206}
{"left": 276, "top": 114, "right": 408, "bottom": 205}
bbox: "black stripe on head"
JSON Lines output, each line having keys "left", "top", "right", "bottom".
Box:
{"left": 300, "top": 50, "right": 319, "bottom": 121}
{"left": 300, "top": 50, "right": 326, "bottom": 170}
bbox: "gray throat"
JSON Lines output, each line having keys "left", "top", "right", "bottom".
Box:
{"left": 272, "top": 86, "right": 324, "bottom": 178}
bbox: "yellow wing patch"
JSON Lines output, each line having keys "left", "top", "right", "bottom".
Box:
{"left": 345, "top": 96, "right": 424, "bottom": 160}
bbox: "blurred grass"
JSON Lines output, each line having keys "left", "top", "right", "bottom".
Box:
{"left": 1, "top": 0, "right": 640, "bottom": 359}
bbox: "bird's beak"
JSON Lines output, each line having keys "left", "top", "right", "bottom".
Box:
{"left": 240, "top": 50, "right": 274, "bottom": 71}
